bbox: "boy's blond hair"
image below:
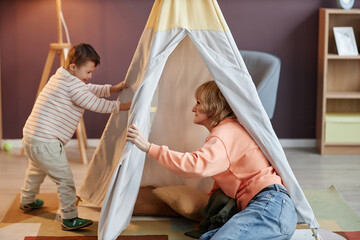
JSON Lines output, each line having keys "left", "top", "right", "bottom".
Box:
{"left": 195, "top": 81, "right": 236, "bottom": 127}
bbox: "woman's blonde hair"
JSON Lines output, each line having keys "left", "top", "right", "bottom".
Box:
{"left": 195, "top": 81, "right": 236, "bottom": 127}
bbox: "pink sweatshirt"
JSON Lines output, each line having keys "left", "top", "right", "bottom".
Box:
{"left": 148, "top": 118, "right": 283, "bottom": 210}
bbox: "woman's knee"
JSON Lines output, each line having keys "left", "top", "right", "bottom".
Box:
{"left": 199, "top": 228, "right": 219, "bottom": 240}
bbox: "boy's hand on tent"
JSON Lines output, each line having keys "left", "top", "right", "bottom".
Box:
{"left": 120, "top": 101, "right": 132, "bottom": 111}
{"left": 110, "top": 80, "right": 129, "bottom": 93}
{"left": 127, "top": 124, "right": 150, "bottom": 152}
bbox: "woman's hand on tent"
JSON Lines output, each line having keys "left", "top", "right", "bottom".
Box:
{"left": 110, "top": 80, "right": 129, "bottom": 93}
{"left": 127, "top": 124, "right": 151, "bottom": 152}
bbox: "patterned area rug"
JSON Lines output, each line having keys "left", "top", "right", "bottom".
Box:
{"left": 1, "top": 186, "right": 359, "bottom": 240}
{"left": 24, "top": 236, "right": 168, "bottom": 240}
{"left": 334, "top": 231, "right": 360, "bottom": 240}
{"left": 290, "top": 185, "right": 360, "bottom": 240}
{"left": 0, "top": 193, "right": 194, "bottom": 240}
{"left": 304, "top": 185, "right": 360, "bottom": 232}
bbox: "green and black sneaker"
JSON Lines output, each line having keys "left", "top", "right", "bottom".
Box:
{"left": 61, "top": 217, "right": 93, "bottom": 231}
{"left": 20, "top": 199, "right": 44, "bottom": 211}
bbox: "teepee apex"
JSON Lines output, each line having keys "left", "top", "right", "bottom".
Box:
{"left": 146, "top": 0, "right": 228, "bottom": 31}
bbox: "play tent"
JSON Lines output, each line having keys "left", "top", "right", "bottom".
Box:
{"left": 78, "top": 0, "right": 320, "bottom": 239}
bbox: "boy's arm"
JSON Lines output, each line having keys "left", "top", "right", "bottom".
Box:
{"left": 70, "top": 81, "right": 123, "bottom": 113}
{"left": 87, "top": 80, "right": 128, "bottom": 97}
{"left": 87, "top": 83, "right": 111, "bottom": 98}
{"left": 110, "top": 81, "right": 129, "bottom": 94}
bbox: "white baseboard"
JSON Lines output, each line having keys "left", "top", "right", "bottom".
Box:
{"left": 279, "top": 139, "right": 316, "bottom": 148}
{"left": 0, "top": 139, "right": 101, "bottom": 149}
{"left": 65, "top": 139, "right": 101, "bottom": 148}
{"left": 1, "top": 138, "right": 316, "bottom": 149}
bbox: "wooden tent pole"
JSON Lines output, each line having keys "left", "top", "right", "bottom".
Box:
{"left": 56, "top": 0, "right": 63, "bottom": 44}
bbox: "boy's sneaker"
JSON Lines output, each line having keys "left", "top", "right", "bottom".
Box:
{"left": 20, "top": 199, "right": 44, "bottom": 210}
{"left": 61, "top": 217, "right": 93, "bottom": 231}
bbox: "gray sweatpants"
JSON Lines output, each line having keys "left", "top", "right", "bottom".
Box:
{"left": 21, "top": 136, "right": 78, "bottom": 219}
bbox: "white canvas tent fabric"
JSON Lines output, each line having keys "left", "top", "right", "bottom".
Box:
{"left": 78, "top": 0, "right": 320, "bottom": 239}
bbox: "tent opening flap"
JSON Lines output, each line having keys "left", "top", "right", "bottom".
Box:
{"left": 141, "top": 35, "right": 214, "bottom": 192}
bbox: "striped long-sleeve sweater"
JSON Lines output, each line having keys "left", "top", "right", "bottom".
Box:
{"left": 23, "top": 67, "right": 121, "bottom": 145}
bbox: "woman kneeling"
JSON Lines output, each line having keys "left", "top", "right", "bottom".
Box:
{"left": 127, "top": 81, "right": 297, "bottom": 240}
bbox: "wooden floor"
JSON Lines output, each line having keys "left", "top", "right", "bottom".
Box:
{"left": 0, "top": 147, "right": 359, "bottom": 221}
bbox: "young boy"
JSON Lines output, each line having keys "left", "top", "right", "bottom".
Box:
{"left": 20, "top": 43, "right": 131, "bottom": 230}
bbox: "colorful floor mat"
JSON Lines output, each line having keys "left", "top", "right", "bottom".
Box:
{"left": 1, "top": 186, "right": 359, "bottom": 240}
{"left": 304, "top": 185, "right": 360, "bottom": 232}
{"left": 335, "top": 231, "right": 360, "bottom": 240}
{"left": 25, "top": 236, "right": 168, "bottom": 240}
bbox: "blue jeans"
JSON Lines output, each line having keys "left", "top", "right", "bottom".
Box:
{"left": 199, "top": 185, "right": 297, "bottom": 240}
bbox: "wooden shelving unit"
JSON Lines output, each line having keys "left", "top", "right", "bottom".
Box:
{"left": 317, "top": 8, "right": 360, "bottom": 154}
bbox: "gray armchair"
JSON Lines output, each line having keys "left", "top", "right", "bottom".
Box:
{"left": 240, "top": 50, "right": 281, "bottom": 119}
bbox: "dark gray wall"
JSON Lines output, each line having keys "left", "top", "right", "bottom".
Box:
{"left": 1, "top": 0, "right": 360, "bottom": 139}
